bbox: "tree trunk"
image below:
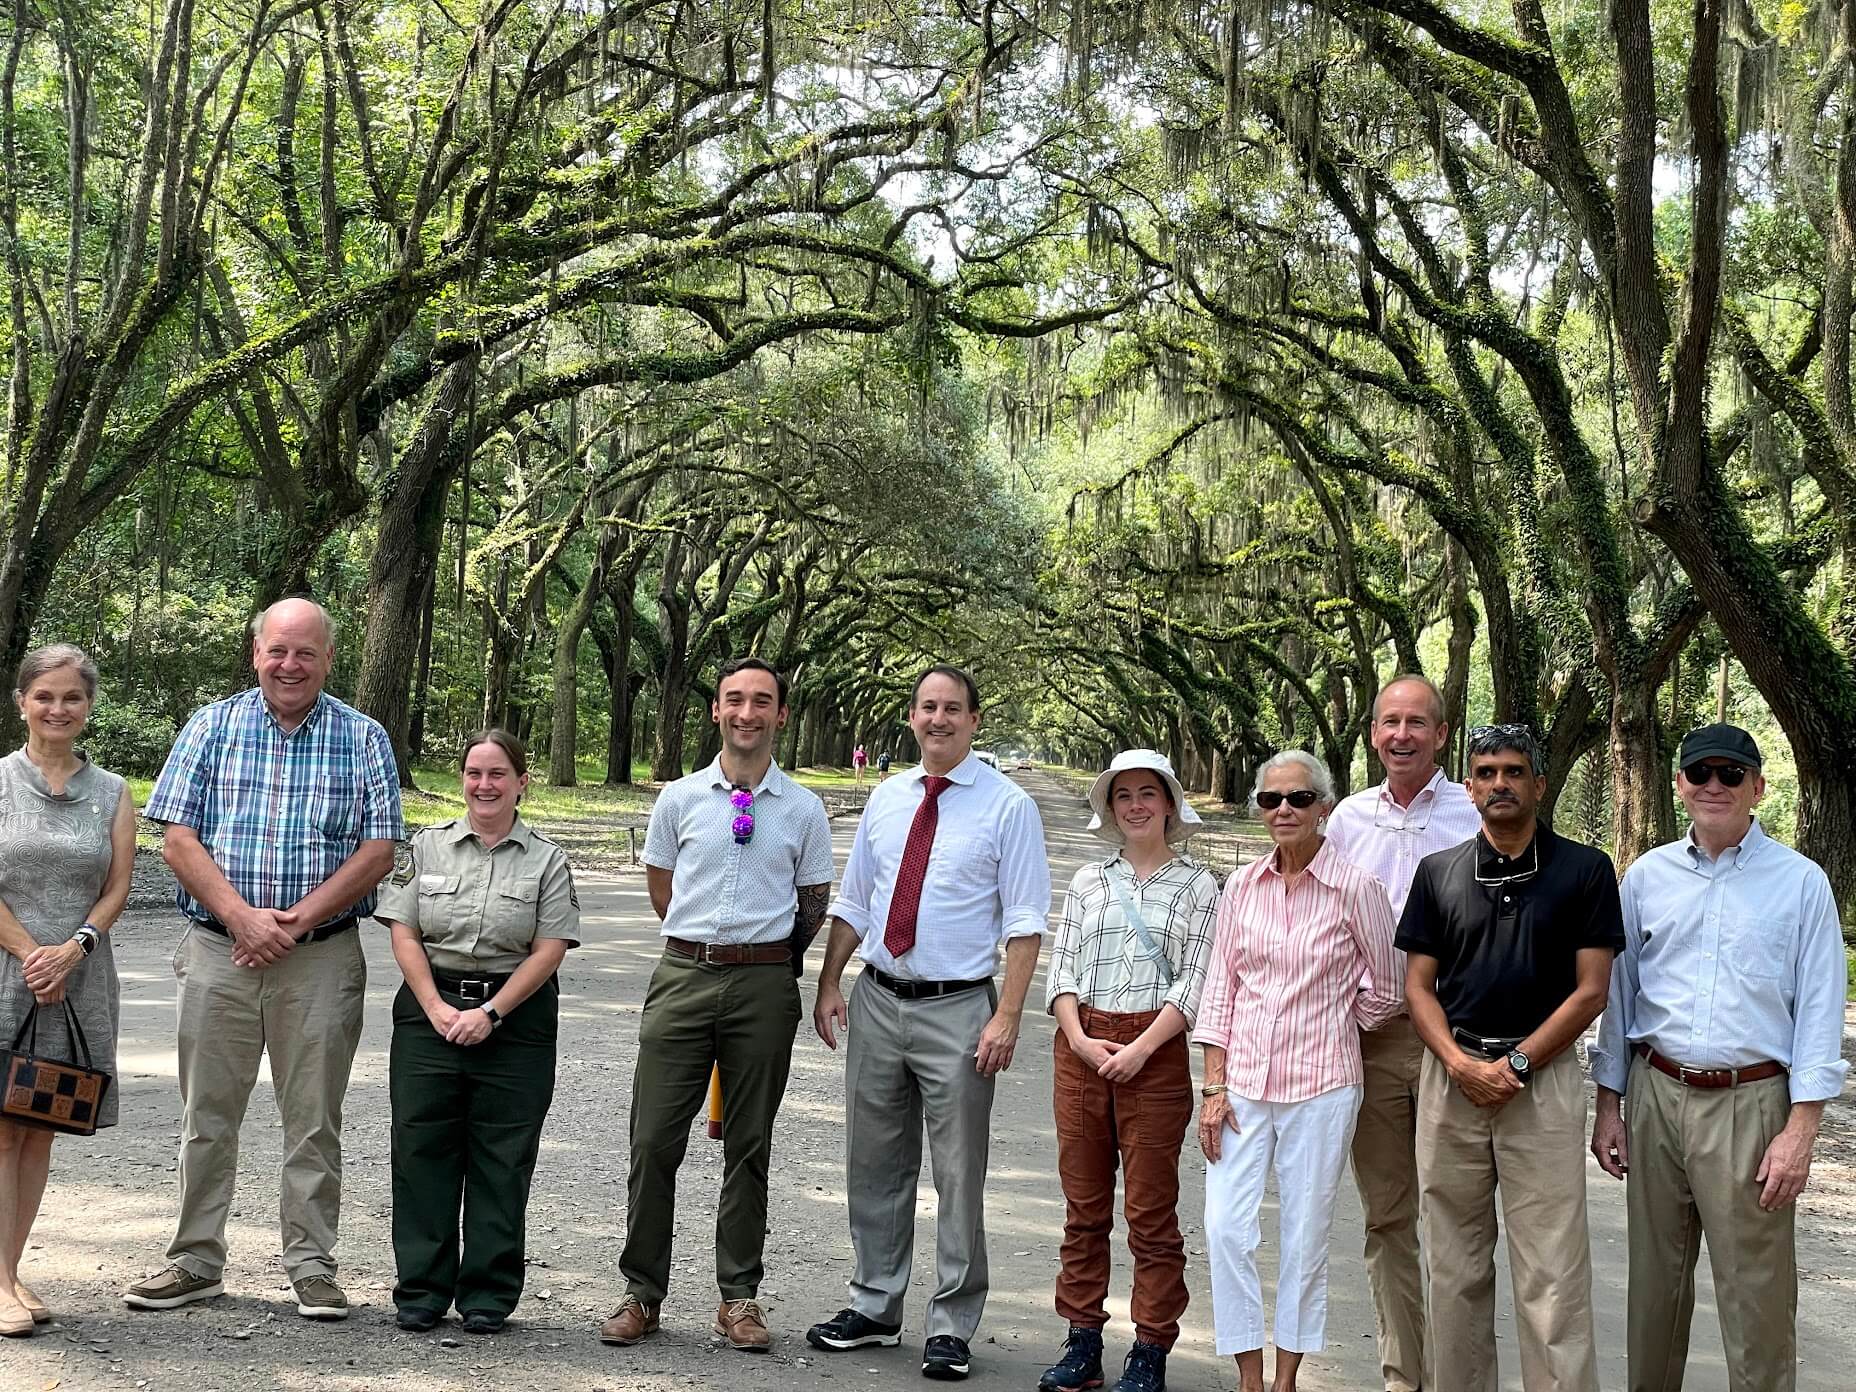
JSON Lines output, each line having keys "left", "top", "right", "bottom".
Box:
{"left": 547, "top": 529, "right": 623, "bottom": 786}
{"left": 1606, "top": 681, "right": 1675, "bottom": 865}
{"left": 353, "top": 367, "right": 471, "bottom": 786}
{"left": 1442, "top": 541, "right": 1477, "bottom": 775}
{"left": 408, "top": 550, "right": 439, "bottom": 760}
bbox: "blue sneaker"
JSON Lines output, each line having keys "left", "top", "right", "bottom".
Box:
{"left": 1110, "top": 1340, "right": 1167, "bottom": 1392}
{"left": 1039, "top": 1326, "right": 1105, "bottom": 1390}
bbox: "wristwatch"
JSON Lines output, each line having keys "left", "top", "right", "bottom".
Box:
{"left": 73, "top": 923, "right": 100, "bottom": 956}
{"left": 1506, "top": 1049, "right": 1531, "bottom": 1080}
{"left": 480, "top": 1004, "right": 503, "bottom": 1029}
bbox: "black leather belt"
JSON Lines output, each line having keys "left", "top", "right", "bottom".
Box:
{"left": 431, "top": 969, "right": 514, "bottom": 1002}
{"left": 1452, "top": 1026, "right": 1525, "bottom": 1059}
{"left": 867, "top": 966, "right": 991, "bottom": 1000}
{"left": 196, "top": 914, "right": 358, "bottom": 945}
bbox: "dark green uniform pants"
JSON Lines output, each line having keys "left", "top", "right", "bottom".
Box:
{"left": 390, "top": 978, "right": 557, "bottom": 1318}
{"left": 620, "top": 952, "right": 802, "bottom": 1304}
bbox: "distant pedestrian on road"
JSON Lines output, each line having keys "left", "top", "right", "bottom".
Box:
{"left": 600, "top": 658, "right": 833, "bottom": 1354}
{"left": 853, "top": 744, "right": 868, "bottom": 784}
{"left": 877, "top": 750, "right": 892, "bottom": 778}
{"left": 124, "top": 598, "right": 402, "bottom": 1322}
{"left": 1398, "top": 723, "right": 1619, "bottom": 1392}
{"left": 375, "top": 729, "right": 579, "bottom": 1336}
{"left": 1589, "top": 723, "right": 1849, "bottom": 1392}
{"left": 0, "top": 645, "right": 135, "bottom": 1337}
{"left": 1196, "top": 750, "right": 1402, "bottom": 1392}
{"left": 1323, "top": 673, "right": 1479, "bottom": 1392}
{"left": 807, "top": 664, "right": 1051, "bottom": 1382}
{"left": 1038, "top": 749, "right": 1216, "bottom": 1392}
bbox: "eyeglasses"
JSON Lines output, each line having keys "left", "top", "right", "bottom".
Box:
{"left": 1257, "top": 789, "right": 1320, "bottom": 810}
{"left": 1475, "top": 839, "right": 1540, "bottom": 885}
{"left": 1681, "top": 762, "right": 1750, "bottom": 788}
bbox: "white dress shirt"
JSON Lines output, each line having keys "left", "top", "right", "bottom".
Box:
{"left": 643, "top": 758, "right": 835, "bottom": 945}
{"left": 1590, "top": 818, "right": 1849, "bottom": 1104}
{"left": 829, "top": 752, "right": 1051, "bottom": 981}
{"left": 1324, "top": 766, "right": 1481, "bottom": 915}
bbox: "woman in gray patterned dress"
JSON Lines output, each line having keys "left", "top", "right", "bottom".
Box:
{"left": 0, "top": 645, "right": 135, "bottom": 1337}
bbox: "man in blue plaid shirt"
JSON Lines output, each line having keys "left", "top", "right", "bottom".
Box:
{"left": 123, "top": 598, "right": 402, "bottom": 1321}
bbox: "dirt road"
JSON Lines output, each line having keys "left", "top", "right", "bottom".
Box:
{"left": 7, "top": 771, "right": 1853, "bottom": 1390}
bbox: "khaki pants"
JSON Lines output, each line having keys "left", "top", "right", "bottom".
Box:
{"left": 1623, "top": 1053, "right": 1796, "bottom": 1392}
{"left": 168, "top": 924, "right": 367, "bottom": 1281}
{"left": 1417, "top": 1048, "right": 1598, "bottom": 1392}
{"left": 1351, "top": 1015, "right": 1427, "bottom": 1392}
{"left": 1052, "top": 1008, "right": 1193, "bottom": 1349}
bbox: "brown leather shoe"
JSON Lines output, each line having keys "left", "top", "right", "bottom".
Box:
{"left": 714, "top": 1297, "right": 771, "bottom": 1352}
{"left": 598, "top": 1294, "right": 660, "bottom": 1345}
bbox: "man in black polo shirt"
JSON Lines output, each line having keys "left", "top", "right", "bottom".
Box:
{"left": 1396, "top": 724, "right": 1620, "bottom": 1392}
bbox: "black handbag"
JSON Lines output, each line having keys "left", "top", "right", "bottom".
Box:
{"left": 1, "top": 999, "right": 112, "bottom": 1136}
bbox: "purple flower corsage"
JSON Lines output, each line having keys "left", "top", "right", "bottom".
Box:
{"left": 730, "top": 787, "right": 755, "bottom": 844}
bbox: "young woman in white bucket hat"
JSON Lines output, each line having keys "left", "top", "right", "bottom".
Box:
{"left": 1037, "top": 750, "right": 1218, "bottom": 1392}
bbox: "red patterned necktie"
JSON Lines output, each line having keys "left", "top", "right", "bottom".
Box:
{"left": 883, "top": 775, "right": 952, "bottom": 958}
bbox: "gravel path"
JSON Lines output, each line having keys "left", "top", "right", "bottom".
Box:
{"left": 7, "top": 771, "right": 1854, "bottom": 1390}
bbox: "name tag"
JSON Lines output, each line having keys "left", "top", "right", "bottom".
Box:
{"left": 418, "top": 874, "right": 449, "bottom": 892}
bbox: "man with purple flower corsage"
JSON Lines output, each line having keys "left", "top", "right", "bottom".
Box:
{"left": 599, "top": 657, "right": 835, "bottom": 1354}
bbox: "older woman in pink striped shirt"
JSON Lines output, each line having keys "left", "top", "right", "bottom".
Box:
{"left": 1194, "top": 750, "right": 1402, "bottom": 1392}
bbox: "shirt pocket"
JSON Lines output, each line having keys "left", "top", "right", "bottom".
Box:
{"left": 488, "top": 877, "right": 542, "bottom": 954}
{"left": 1724, "top": 913, "right": 1793, "bottom": 980}
{"left": 416, "top": 874, "right": 463, "bottom": 938}
{"left": 309, "top": 775, "right": 359, "bottom": 839}
{"left": 935, "top": 832, "right": 994, "bottom": 879}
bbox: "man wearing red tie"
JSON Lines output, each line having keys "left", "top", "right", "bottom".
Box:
{"left": 806, "top": 665, "right": 1052, "bottom": 1382}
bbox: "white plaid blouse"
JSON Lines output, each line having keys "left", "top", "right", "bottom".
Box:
{"left": 1044, "top": 853, "right": 1218, "bottom": 1024}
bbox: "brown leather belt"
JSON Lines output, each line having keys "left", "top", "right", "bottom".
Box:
{"left": 665, "top": 936, "right": 791, "bottom": 966}
{"left": 1635, "top": 1043, "right": 1785, "bottom": 1089}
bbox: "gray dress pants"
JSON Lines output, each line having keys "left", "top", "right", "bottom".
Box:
{"left": 844, "top": 972, "right": 997, "bottom": 1341}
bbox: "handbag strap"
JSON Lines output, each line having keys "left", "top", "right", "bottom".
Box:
{"left": 8, "top": 1000, "right": 93, "bottom": 1068}
{"left": 1110, "top": 868, "right": 1175, "bottom": 988}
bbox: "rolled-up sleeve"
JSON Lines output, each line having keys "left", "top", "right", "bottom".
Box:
{"left": 1347, "top": 875, "right": 1404, "bottom": 1031}
{"left": 1589, "top": 869, "right": 1643, "bottom": 1095}
{"left": 997, "top": 795, "right": 1052, "bottom": 940}
{"left": 1043, "top": 869, "right": 1088, "bottom": 1011}
{"left": 1191, "top": 877, "right": 1243, "bottom": 1050}
{"left": 1788, "top": 869, "right": 1850, "bottom": 1104}
{"left": 828, "top": 809, "right": 876, "bottom": 937}
{"left": 145, "top": 707, "right": 216, "bottom": 828}
{"left": 1163, "top": 872, "right": 1219, "bottom": 1027}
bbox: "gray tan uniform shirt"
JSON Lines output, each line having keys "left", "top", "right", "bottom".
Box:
{"left": 375, "top": 817, "right": 580, "bottom": 972}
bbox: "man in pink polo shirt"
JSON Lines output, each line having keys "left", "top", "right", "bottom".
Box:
{"left": 1324, "top": 675, "right": 1480, "bottom": 1392}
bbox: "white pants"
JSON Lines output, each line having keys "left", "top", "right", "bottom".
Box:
{"left": 1205, "top": 1084, "right": 1363, "bottom": 1356}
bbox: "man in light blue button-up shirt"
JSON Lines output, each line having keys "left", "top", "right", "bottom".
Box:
{"left": 1589, "top": 723, "right": 1848, "bottom": 1392}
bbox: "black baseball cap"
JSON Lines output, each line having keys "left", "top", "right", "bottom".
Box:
{"left": 1677, "top": 723, "right": 1763, "bottom": 770}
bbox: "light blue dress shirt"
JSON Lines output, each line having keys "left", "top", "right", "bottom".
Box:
{"left": 1590, "top": 818, "right": 1849, "bottom": 1104}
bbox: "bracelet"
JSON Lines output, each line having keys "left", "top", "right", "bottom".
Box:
{"left": 1200, "top": 1084, "right": 1228, "bottom": 1097}
{"left": 74, "top": 924, "right": 100, "bottom": 956}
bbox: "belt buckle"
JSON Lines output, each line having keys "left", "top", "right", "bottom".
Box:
{"left": 1677, "top": 1062, "right": 1716, "bottom": 1086}
{"left": 696, "top": 942, "right": 719, "bottom": 964}
{"left": 455, "top": 978, "right": 489, "bottom": 1002}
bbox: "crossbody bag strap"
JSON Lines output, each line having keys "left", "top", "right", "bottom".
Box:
{"left": 1109, "top": 870, "right": 1175, "bottom": 988}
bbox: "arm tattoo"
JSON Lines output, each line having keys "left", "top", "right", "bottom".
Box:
{"left": 796, "top": 883, "right": 831, "bottom": 942}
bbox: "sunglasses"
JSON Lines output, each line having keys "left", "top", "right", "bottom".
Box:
{"left": 1257, "top": 789, "right": 1321, "bottom": 810}
{"left": 1681, "top": 762, "right": 1750, "bottom": 788}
